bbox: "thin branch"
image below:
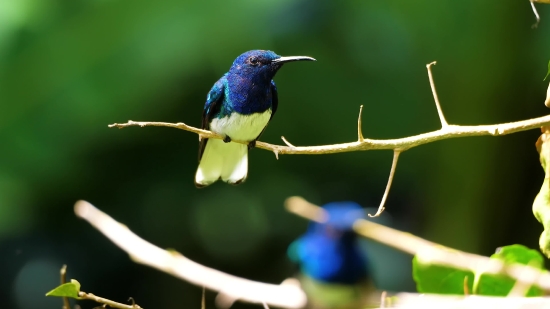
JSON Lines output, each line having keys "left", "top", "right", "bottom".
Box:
{"left": 426, "top": 61, "right": 448, "bottom": 127}
{"left": 202, "top": 287, "right": 206, "bottom": 309}
{"left": 74, "top": 200, "right": 307, "bottom": 309}
{"left": 285, "top": 196, "right": 550, "bottom": 292}
{"left": 358, "top": 105, "right": 365, "bottom": 142}
{"left": 368, "top": 151, "right": 400, "bottom": 218}
{"left": 78, "top": 292, "right": 141, "bottom": 309}
{"left": 108, "top": 114, "right": 550, "bottom": 155}
{"left": 531, "top": 0, "right": 541, "bottom": 28}
{"left": 60, "top": 265, "right": 70, "bottom": 309}
{"left": 281, "top": 136, "right": 296, "bottom": 148}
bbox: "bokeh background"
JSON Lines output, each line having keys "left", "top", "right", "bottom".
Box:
{"left": 1, "top": 0, "right": 550, "bottom": 308}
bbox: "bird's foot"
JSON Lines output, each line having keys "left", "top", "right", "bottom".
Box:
{"left": 247, "top": 140, "right": 256, "bottom": 150}
{"left": 223, "top": 135, "right": 232, "bottom": 143}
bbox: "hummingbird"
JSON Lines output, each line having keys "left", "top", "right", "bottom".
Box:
{"left": 288, "top": 202, "right": 375, "bottom": 309}
{"left": 194, "top": 50, "right": 315, "bottom": 188}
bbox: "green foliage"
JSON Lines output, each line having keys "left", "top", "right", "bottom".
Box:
{"left": 413, "top": 245, "right": 544, "bottom": 296}
{"left": 475, "top": 245, "right": 544, "bottom": 296}
{"left": 45, "top": 279, "right": 81, "bottom": 299}
{"left": 534, "top": 128, "right": 550, "bottom": 257}
{"left": 545, "top": 60, "right": 550, "bottom": 80}
{"left": 413, "top": 254, "right": 473, "bottom": 294}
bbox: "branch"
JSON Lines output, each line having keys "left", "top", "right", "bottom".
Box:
{"left": 108, "top": 62, "right": 550, "bottom": 217}
{"left": 74, "top": 201, "right": 307, "bottom": 309}
{"left": 285, "top": 196, "right": 550, "bottom": 292}
{"left": 60, "top": 265, "right": 70, "bottom": 309}
{"left": 368, "top": 151, "right": 400, "bottom": 218}
{"left": 531, "top": 0, "right": 550, "bottom": 28}
{"left": 426, "top": 62, "right": 448, "bottom": 127}
{"left": 108, "top": 115, "right": 550, "bottom": 155}
{"left": 78, "top": 292, "right": 141, "bottom": 309}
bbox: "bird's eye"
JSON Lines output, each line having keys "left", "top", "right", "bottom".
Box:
{"left": 249, "top": 56, "right": 259, "bottom": 65}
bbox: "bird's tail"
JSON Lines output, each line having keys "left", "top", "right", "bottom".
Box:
{"left": 195, "top": 139, "right": 248, "bottom": 187}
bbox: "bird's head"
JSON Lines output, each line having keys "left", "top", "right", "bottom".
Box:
{"left": 229, "top": 50, "right": 315, "bottom": 81}
{"left": 309, "top": 202, "right": 365, "bottom": 239}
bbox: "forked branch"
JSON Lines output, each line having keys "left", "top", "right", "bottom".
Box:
{"left": 74, "top": 200, "right": 307, "bottom": 309}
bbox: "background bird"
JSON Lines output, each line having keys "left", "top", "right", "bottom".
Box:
{"left": 288, "top": 202, "right": 376, "bottom": 309}
{"left": 195, "top": 50, "right": 315, "bottom": 188}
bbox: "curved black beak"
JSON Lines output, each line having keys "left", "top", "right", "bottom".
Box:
{"left": 272, "top": 56, "right": 316, "bottom": 64}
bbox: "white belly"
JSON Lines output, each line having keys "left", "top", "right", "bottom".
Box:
{"left": 210, "top": 110, "right": 272, "bottom": 142}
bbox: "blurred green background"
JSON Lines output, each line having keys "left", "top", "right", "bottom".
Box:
{"left": 1, "top": 0, "right": 550, "bottom": 308}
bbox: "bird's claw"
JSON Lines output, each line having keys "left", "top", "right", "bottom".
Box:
{"left": 223, "top": 136, "right": 232, "bottom": 143}
{"left": 248, "top": 140, "right": 256, "bottom": 150}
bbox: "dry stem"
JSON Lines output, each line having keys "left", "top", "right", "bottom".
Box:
{"left": 78, "top": 292, "right": 142, "bottom": 309}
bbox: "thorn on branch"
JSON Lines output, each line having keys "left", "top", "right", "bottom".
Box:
{"left": 368, "top": 151, "right": 401, "bottom": 218}
{"left": 426, "top": 61, "right": 449, "bottom": 128}
{"left": 531, "top": 1, "right": 541, "bottom": 28}
{"left": 281, "top": 136, "right": 296, "bottom": 148}
{"left": 358, "top": 105, "right": 365, "bottom": 142}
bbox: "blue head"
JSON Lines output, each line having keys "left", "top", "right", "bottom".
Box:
{"left": 289, "top": 202, "right": 369, "bottom": 284}
{"left": 229, "top": 50, "right": 315, "bottom": 84}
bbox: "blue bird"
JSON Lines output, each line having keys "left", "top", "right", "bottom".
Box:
{"left": 195, "top": 50, "right": 315, "bottom": 187}
{"left": 288, "top": 202, "right": 374, "bottom": 309}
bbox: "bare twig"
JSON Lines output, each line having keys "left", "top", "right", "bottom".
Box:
{"left": 285, "top": 196, "right": 550, "bottom": 292}
{"left": 531, "top": 0, "right": 550, "bottom": 28}
{"left": 281, "top": 136, "right": 296, "bottom": 148}
{"left": 108, "top": 114, "right": 550, "bottom": 155}
{"left": 358, "top": 105, "right": 365, "bottom": 142}
{"left": 74, "top": 201, "right": 307, "bottom": 309}
{"left": 78, "top": 292, "right": 141, "bottom": 309}
{"left": 202, "top": 287, "right": 206, "bottom": 309}
{"left": 427, "top": 62, "right": 448, "bottom": 127}
{"left": 531, "top": 0, "right": 541, "bottom": 28}
{"left": 368, "top": 151, "right": 400, "bottom": 218}
{"left": 60, "top": 265, "right": 70, "bottom": 309}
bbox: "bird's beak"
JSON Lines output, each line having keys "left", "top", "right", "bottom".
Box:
{"left": 272, "top": 56, "right": 316, "bottom": 64}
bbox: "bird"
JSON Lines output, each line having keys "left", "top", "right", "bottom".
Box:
{"left": 288, "top": 202, "right": 375, "bottom": 309}
{"left": 194, "top": 50, "right": 315, "bottom": 188}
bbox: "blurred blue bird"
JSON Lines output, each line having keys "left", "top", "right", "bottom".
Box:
{"left": 288, "top": 202, "right": 374, "bottom": 309}
{"left": 195, "top": 50, "right": 315, "bottom": 187}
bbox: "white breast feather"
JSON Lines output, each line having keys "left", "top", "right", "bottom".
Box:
{"left": 210, "top": 110, "right": 272, "bottom": 141}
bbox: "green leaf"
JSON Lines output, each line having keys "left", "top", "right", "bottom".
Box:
{"left": 412, "top": 255, "right": 474, "bottom": 295}
{"left": 476, "top": 245, "right": 544, "bottom": 297}
{"left": 413, "top": 245, "right": 545, "bottom": 296}
{"left": 45, "top": 279, "right": 81, "bottom": 298}
{"left": 545, "top": 60, "right": 550, "bottom": 81}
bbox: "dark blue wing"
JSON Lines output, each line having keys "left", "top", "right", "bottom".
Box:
{"left": 198, "top": 74, "right": 227, "bottom": 161}
{"left": 270, "top": 80, "right": 278, "bottom": 121}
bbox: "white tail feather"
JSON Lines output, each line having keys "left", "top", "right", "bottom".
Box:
{"left": 195, "top": 139, "right": 248, "bottom": 187}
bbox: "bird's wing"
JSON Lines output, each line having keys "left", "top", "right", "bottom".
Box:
{"left": 250, "top": 80, "right": 279, "bottom": 143}
{"left": 198, "top": 74, "right": 227, "bottom": 161}
{"left": 270, "top": 80, "right": 278, "bottom": 121}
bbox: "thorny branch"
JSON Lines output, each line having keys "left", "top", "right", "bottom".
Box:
{"left": 78, "top": 292, "right": 142, "bottom": 309}
{"left": 108, "top": 61, "right": 550, "bottom": 216}
{"left": 74, "top": 200, "right": 307, "bottom": 309}
{"left": 285, "top": 196, "right": 550, "bottom": 293}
